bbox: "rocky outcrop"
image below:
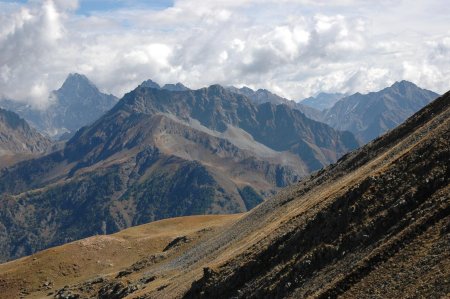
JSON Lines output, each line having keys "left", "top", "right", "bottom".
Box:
{"left": 0, "top": 108, "right": 52, "bottom": 156}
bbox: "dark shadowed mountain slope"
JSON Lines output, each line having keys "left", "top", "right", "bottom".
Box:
{"left": 162, "top": 83, "right": 190, "bottom": 91}
{"left": 140, "top": 79, "right": 161, "bottom": 89}
{"left": 0, "top": 73, "right": 118, "bottom": 139}
{"left": 0, "top": 108, "right": 52, "bottom": 168}
{"left": 140, "top": 79, "right": 189, "bottom": 91}
{"left": 226, "top": 86, "right": 323, "bottom": 121}
{"left": 1, "top": 89, "right": 447, "bottom": 299}
{"left": 322, "top": 80, "right": 439, "bottom": 143}
{"left": 0, "top": 84, "right": 357, "bottom": 262}
{"left": 226, "top": 86, "right": 293, "bottom": 106}
{"left": 300, "top": 92, "right": 347, "bottom": 111}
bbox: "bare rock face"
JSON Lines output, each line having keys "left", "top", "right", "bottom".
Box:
{"left": 0, "top": 108, "right": 52, "bottom": 156}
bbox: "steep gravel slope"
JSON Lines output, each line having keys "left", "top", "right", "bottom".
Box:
{"left": 180, "top": 90, "right": 450, "bottom": 299}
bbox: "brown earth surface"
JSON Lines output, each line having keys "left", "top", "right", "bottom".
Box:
{"left": 0, "top": 214, "right": 242, "bottom": 299}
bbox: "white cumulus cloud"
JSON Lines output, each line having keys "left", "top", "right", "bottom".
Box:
{"left": 0, "top": 0, "right": 449, "bottom": 108}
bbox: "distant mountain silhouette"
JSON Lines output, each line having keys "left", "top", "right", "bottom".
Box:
{"left": 0, "top": 73, "right": 118, "bottom": 139}
{"left": 300, "top": 92, "right": 347, "bottom": 111}
{"left": 321, "top": 81, "right": 439, "bottom": 143}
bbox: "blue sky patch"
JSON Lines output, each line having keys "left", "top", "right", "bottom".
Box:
{"left": 1, "top": 0, "right": 173, "bottom": 15}
{"left": 77, "top": 0, "right": 173, "bottom": 14}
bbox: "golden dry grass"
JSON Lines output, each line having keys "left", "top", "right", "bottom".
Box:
{"left": 0, "top": 214, "right": 243, "bottom": 299}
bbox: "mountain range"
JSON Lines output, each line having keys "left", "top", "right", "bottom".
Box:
{"left": 320, "top": 81, "right": 439, "bottom": 143}
{"left": 1, "top": 85, "right": 447, "bottom": 299}
{"left": 0, "top": 82, "right": 358, "bottom": 262}
{"left": 227, "top": 81, "right": 438, "bottom": 145}
{"left": 0, "top": 73, "right": 437, "bottom": 147}
{"left": 0, "top": 74, "right": 441, "bottom": 263}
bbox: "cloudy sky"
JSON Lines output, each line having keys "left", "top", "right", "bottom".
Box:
{"left": 0, "top": 0, "right": 449, "bottom": 107}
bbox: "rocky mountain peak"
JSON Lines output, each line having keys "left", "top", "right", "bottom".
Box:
{"left": 59, "top": 73, "right": 99, "bottom": 94}
{"left": 140, "top": 80, "right": 190, "bottom": 91}
{"left": 207, "top": 84, "right": 227, "bottom": 91}
{"left": 162, "top": 82, "right": 189, "bottom": 91}
{"left": 201, "top": 84, "right": 234, "bottom": 100}
{"left": 391, "top": 80, "right": 417, "bottom": 89}
{"left": 388, "top": 80, "right": 427, "bottom": 96}
{"left": 140, "top": 79, "right": 161, "bottom": 89}
{"left": 240, "top": 86, "right": 254, "bottom": 93}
